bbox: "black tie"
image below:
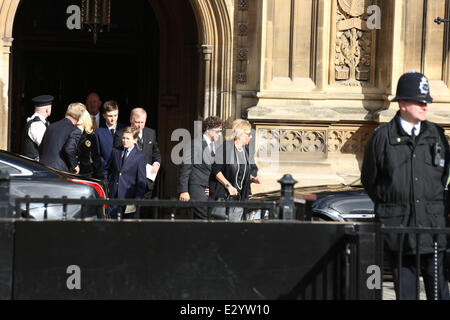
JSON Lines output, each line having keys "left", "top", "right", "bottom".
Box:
{"left": 110, "top": 128, "right": 115, "bottom": 137}
{"left": 138, "top": 137, "right": 143, "bottom": 151}
{"left": 45, "top": 121, "right": 50, "bottom": 127}
{"left": 121, "top": 149, "right": 128, "bottom": 166}
{"left": 411, "top": 127, "right": 416, "bottom": 142}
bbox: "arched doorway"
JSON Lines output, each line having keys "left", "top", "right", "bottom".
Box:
{"left": 10, "top": 0, "right": 201, "bottom": 198}
{"left": 1, "top": 0, "right": 234, "bottom": 198}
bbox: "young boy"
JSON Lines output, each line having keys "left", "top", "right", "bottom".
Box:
{"left": 106, "top": 126, "right": 147, "bottom": 218}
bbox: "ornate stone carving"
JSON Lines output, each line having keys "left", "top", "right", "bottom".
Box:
{"left": 328, "top": 128, "right": 372, "bottom": 154}
{"left": 280, "top": 130, "right": 326, "bottom": 153}
{"left": 335, "top": 0, "right": 374, "bottom": 86}
{"left": 237, "top": 72, "right": 247, "bottom": 84}
{"left": 338, "top": 0, "right": 370, "bottom": 16}
{"left": 256, "top": 126, "right": 375, "bottom": 156}
{"left": 238, "top": 21, "right": 248, "bottom": 36}
{"left": 236, "top": 1, "right": 249, "bottom": 84}
{"left": 238, "top": 0, "right": 249, "bottom": 10}
{"left": 237, "top": 47, "right": 248, "bottom": 60}
{"left": 257, "top": 128, "right": 327, "bottom": 154}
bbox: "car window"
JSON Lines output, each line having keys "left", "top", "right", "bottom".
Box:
{"left": 0, "top": 160, "right": 32, "bottom": 176}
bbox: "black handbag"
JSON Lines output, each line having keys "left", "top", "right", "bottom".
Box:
{"left": 211, "top": 194, "right": 244, "bottom": 220}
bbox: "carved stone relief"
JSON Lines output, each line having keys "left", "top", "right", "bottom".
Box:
{"left": 334, "top": 0, "right": 375, "bottom": 86}
{"left": 257, "top": 125, "right": 375, "bottom": 156}
{"left": 236, "top": 0, "right": 249, "bottom": 84}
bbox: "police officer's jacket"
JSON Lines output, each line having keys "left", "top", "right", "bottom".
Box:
{"left": 361, "top": 111, "right": 449, "bottom": 254}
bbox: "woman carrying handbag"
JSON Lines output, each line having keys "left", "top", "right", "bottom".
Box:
{"left": 209, "top": 119, "right": 262, "bottom": 221}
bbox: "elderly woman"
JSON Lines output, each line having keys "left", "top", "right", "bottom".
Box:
{"left": 76, "top": 109, "right": 104, "bottom": 180}
{"left": 210, "top": 119, "right": 261, "bottom": 221}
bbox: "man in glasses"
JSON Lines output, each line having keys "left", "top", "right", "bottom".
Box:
{"left": 178, "top": 116, "right": 224, "bottom": 219}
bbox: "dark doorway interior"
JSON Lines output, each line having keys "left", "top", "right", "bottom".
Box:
{"left": 11, "top": 0, "right": 160, "bottom": 154}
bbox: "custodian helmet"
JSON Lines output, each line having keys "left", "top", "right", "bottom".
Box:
{"left": 392, "top": 71, "right": 433, "bottom": 104}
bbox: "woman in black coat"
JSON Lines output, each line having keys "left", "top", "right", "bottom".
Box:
{"left": 210, "top": 119, "right": 261, "bottom": 220}
{"left": 76, "top": 110, "right": 104, "bottom": 180}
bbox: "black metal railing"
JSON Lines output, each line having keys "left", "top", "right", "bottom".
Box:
{"left": 13, "top": 196, "right": 281, "bottom": 221}
{"left": 381, "top": 226, "right": 450, "bottom": 300}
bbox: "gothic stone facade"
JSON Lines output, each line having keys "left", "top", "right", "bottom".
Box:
{"left": 1, "top": 0, "right": 450, "bottom": 193}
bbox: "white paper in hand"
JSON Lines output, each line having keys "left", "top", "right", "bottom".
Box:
{"left": 146, "top": 164, "right": 157, "bottom": 181}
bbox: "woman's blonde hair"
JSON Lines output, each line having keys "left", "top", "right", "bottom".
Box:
{"left": 79, "top": 110, "right": 94, "bottom": 134}
{"left": 226, "top": 119, "right": 251, "bottom": 140}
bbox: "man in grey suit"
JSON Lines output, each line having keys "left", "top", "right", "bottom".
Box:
{"left": 114, "top": 108, "right": 161, "bottom": 198}
{"left": 178, "top": 116, "right": 224, "bottom": 219}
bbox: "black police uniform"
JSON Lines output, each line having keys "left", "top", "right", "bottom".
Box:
{"left": 22, "top": 95, "right": 53, "bottom": 159}
{"left": 361, "top": 72, "right": 450, "bottom": 300}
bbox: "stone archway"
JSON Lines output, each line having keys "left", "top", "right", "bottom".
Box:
{"left": 189, "top": 0, "right": 234, "bottom": 121}
{"left": 0, "top": 0, "right": 20, "bottom": 150}
{"left": 0, "top": 0, "right": 234, "bottom": 151}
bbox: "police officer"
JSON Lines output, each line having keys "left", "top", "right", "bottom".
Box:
{"left": 22, "top": 95, "right": 53, "bottom": 160}
{"left": 361, "top": 71, "right": 450, "bottom": 300}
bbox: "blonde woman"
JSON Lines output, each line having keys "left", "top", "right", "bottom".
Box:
{"left": 210, "top": 119, "right": 262, "bottom": 221}
{"left": 76, "top": 110, "right": 104, "bottom": 180}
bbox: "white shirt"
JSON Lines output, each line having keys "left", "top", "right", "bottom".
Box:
{"left": 203, "top": 133, "right": 215, "bottom": 153}
{"left": 107, "top": 124, "right": 117, "bottom": 134}
{"left": 399, "top": 117, "right": 421, "bottom": 136}
{"left": 123, "top": 145, "right": 135, "bottom": 157}
{"left": 27, "top": 113, "right": 47, "bottom": 146}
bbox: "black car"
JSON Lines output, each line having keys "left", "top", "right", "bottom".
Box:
{"left": 0, "top": 150, "right": 107, "bottom": 220}
{"left": 250, "top": 182, "right": 374, "bottom": 222}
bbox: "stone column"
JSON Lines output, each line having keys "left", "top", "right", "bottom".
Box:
{"left": 200, "top": 44, "right": 216, "bottom": 118}
{"left": 0, "top": 37, "right": 12, "bottom": 150}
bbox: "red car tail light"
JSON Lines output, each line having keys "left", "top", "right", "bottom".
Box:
{"left": 67, "top": 179, "right": 107, "bottom": 208}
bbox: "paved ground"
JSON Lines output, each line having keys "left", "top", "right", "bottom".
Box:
{"left": 382, "top": 279, "right": 450, "bottom": 300}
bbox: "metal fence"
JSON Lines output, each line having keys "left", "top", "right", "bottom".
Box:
{"left": 13, "top": 196, "right": 280, "bottom": 221}
{"left": 380, "top": 226, "right": 450, "bottom": 300}
{"left": 2, "top": 170, "right": 450, "bottom": 300}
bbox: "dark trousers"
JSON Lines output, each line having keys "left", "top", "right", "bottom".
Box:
{"left": 140, "top": 179, "right": 156, "bottom": 218}
{"left": 388, "top": 251, "right": 450, "bottom": 300}
{"left": 189, "top": 184, "right": 209, "bottom": 220}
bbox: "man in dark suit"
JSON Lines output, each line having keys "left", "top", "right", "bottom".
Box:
{"left": 39, "top": 102, "right": 85, "bottom": 173}
{"left": 114, "top": 107, "right": 161, "bottom": 198}
{"left": 178, "top": 116, "right": 224, "bottom": 219}
{"left": 95, "top": 100, "right": 125, "bottom": 174}
{"left": 85, "top": 92, "right": 106, "bottom": 130}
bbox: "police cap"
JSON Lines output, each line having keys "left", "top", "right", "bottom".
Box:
{"left": 32, "top": 95, "right": 54, "bottom": 107}
{"left": 392, "top": 71, "right": 433, "bottom": 104}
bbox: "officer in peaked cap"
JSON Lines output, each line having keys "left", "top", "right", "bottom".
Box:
{"left": 361, "top": 71, "right": 450, "bottom": 300}
{"left": 22, "top": 95, "right": 54, "bottom": 160}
